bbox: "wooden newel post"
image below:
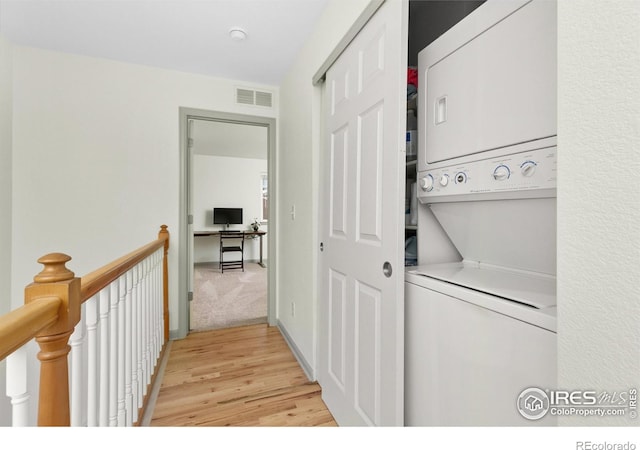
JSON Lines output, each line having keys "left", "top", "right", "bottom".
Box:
{"left": 25, "top": 253, "right": 81, "bottom": 426}
{"left": 158, "top": 225, "right": 170, "bottom": 343}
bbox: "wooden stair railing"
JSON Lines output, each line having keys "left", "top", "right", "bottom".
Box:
{"left": 0, "top": 225, "right": 170, "bottom": 426}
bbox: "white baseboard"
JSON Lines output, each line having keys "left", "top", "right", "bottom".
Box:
{"left": 139, "top": 340, "right": 173, "bottom": 426}
{"left": 169, "top": 329, "right": 183, "bottom": 340}
{"left": 277, "top": 320, "right": 315, "bottom": 382}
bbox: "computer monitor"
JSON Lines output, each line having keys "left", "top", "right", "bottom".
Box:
{"left": 213, "top": 208, "right": 243, "bottom": 228}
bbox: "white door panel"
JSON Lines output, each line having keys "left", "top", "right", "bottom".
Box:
{"left": 319, "top": 0, "right": 407, "bottom": 426}
{"left": 328, "top": 269, "right": 347, "bottom": 390}
{"left": 329, "top": 127, "right": 348, "bottom": 239}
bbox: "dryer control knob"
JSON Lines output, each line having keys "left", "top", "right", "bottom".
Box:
{"left": 521, "top": 160, "right": 537, "bottom": 177}
{"left": 419, "top": 175, "right": 434, "bottom": 192}
{"left": 493, "top": 165, "right": 510, "bottom": 181}
{"left": 439, "top": 174, "right": 449, "bottom": 187}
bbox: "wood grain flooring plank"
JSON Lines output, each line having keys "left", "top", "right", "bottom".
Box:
{"left": 149, "top": 324, "right": 336, "bottom": 427}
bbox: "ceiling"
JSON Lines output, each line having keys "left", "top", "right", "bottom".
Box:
{"left": 0, "top": 0, "right": 329, "bottom": 86}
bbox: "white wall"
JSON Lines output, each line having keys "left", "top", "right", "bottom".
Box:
{"left": 10, "top": 44, "right": 277, "bottom": 423}
{"left": 277, "top": 0, "right": 372, "bottom": 375}
{"left": 193, "top": 154, "right": 268, "bottom": 263}
{"left": 0, "top": 34, "right": 14, "bottom": 427}
{"left": 11, "top": 44, "right": 276, "bottom": 317}
{"left": 557, "top": 0, "right": 640, "bottom": 425}
{"left": 0, "top": 37, "right": 12, "bottom": 313}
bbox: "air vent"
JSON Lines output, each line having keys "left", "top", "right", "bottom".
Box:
{"left": 236, "top": 88, "right": 255, "bottom": 105}
{"left": 235, "top": 87, "right": 273, "bottom": 108}
{"left": 255, "top": 91, "right": 273, "bottom": 107}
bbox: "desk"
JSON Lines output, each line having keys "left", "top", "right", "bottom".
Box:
{"left": 194, "top": 230, "right": 267, "bottom": 267}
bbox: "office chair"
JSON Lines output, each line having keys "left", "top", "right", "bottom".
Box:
{"left": 219, "top": 232, "right": 245, "bottom": 273}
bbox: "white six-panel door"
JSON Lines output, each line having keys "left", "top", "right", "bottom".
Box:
{"left": 319, "top": 0, "right": 407, "bottom": 426}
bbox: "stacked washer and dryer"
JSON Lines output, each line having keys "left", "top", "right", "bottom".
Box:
{"left": 405, "top": 0, "right": 558, "bottom": 426}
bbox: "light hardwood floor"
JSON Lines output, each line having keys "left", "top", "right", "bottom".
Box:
{"left": 148, "top": 324, "right": 337, "bottom": 426}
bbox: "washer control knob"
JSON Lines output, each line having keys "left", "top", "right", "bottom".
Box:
{"left": 439, "top": 174, "right": 449, "bottom": 187}
{"left": 455, "top": 172, "right": 467, "bottom": 184}
{"left": 493, "top": 165, "right": 510, "bottom": 181}
{"left": 521, "top": 160, "right": 537, "bottom": 177}
{"left": 419, "top": 174, "right": 434, "bottom": 192}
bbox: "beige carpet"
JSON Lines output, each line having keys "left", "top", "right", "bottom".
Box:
{"left": 190, "top": 262, "right": 268, "bottom": 331}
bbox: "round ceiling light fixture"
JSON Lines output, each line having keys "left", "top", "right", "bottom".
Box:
{"left": 229, "top": 28, "right": 247, "bottom": 42}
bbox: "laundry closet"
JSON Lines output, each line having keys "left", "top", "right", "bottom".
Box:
{"left": 317, "top": 0, "right": 556, "bottom": 427}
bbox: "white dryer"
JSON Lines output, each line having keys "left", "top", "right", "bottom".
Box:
{"left": 405, "top": 0, "right": 558, "bottom": 426}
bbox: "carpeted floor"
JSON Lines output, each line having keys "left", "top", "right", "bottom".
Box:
{"left": 190, "top": 261, "right": 268, "bottom": 331}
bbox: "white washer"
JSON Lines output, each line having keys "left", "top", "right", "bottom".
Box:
{"left": 405, "top": 265, "right": 557, "bottom": 426}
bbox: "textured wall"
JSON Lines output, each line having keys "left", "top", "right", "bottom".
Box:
{"left": 277, "top": 0, "right": 371, "bottom": 376}
{"left": 0, "top": 34, "right": 14, "bottom": 427}
{"left": 558, "top": 0, "right": 640, "bottom": 425}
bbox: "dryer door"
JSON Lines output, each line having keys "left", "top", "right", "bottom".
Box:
{"left": 419, "top": 0, "right": 557, "bottom": 165}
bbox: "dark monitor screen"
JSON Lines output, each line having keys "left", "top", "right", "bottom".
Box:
{"left": 213, "top": 208, "right": 243, "bottom": 225}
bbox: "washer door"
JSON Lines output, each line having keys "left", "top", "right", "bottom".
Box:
{"left": 404, "top": 281, "right": 557, "bottom": 426}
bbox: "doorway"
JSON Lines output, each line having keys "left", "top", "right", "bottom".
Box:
{"left": 178, "top": 108, "right": 277, "bottom": 339}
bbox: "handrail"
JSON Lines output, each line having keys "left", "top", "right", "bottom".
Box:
{"left": 81, "top": 225, "right": 169, "bottom": 301}
{"left": 0, "top": 224, "right": 170, "bottom": 426}
{"left": 0, "top": 296, "right": 61, "bottom": 360}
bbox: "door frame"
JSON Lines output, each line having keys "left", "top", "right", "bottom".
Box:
{"left": 177, "top": 107, "right": 277, "bottom": 339}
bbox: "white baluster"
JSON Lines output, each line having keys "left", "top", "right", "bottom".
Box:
{"left": 86, "top": 294, "right": 99, "bottom": 426}
{"left": 130, "top": 265, "right": 139, "bottom": 423}
{"left": 150, "top": 252, "right": 161, "bottom": 358}
{"left": 124, "top": 269, "right": 134, "bottom": 426}
{"left": 6, "top": 346, "right": 29, "bottom": 426}
{"left": 152, "top": 251, "right": 159, "bottom": 361}
{"left": 151, "top": 252, "right": 158, "bottom": 364}
{"left": 69, "top": 303, "right": 86, "bottom": 426}
{"left": 155, "top": 249, "right": 163, "bottom": 357}
{"left": 151, "top": 252, "right": 158, "bottom": 368}
{"left": 109, "top": 280, "right": 119, "bottom": 426}
{"left": 138, "top": 259, "right": 149, "bottom": 396}
{"left": 99, "top": 287, "right": 110, "bottom": 426}
{"left": 157, "top": 250, "right": 163, "bottom": 356}
{"left": 134, "top": 262, "right": 143, "bottom": 414}
{"left": 142, "top": 257, "right": 150, "bottom": 395}
{"left": 117, "top": 275, "right": 127, "bottom": 426}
